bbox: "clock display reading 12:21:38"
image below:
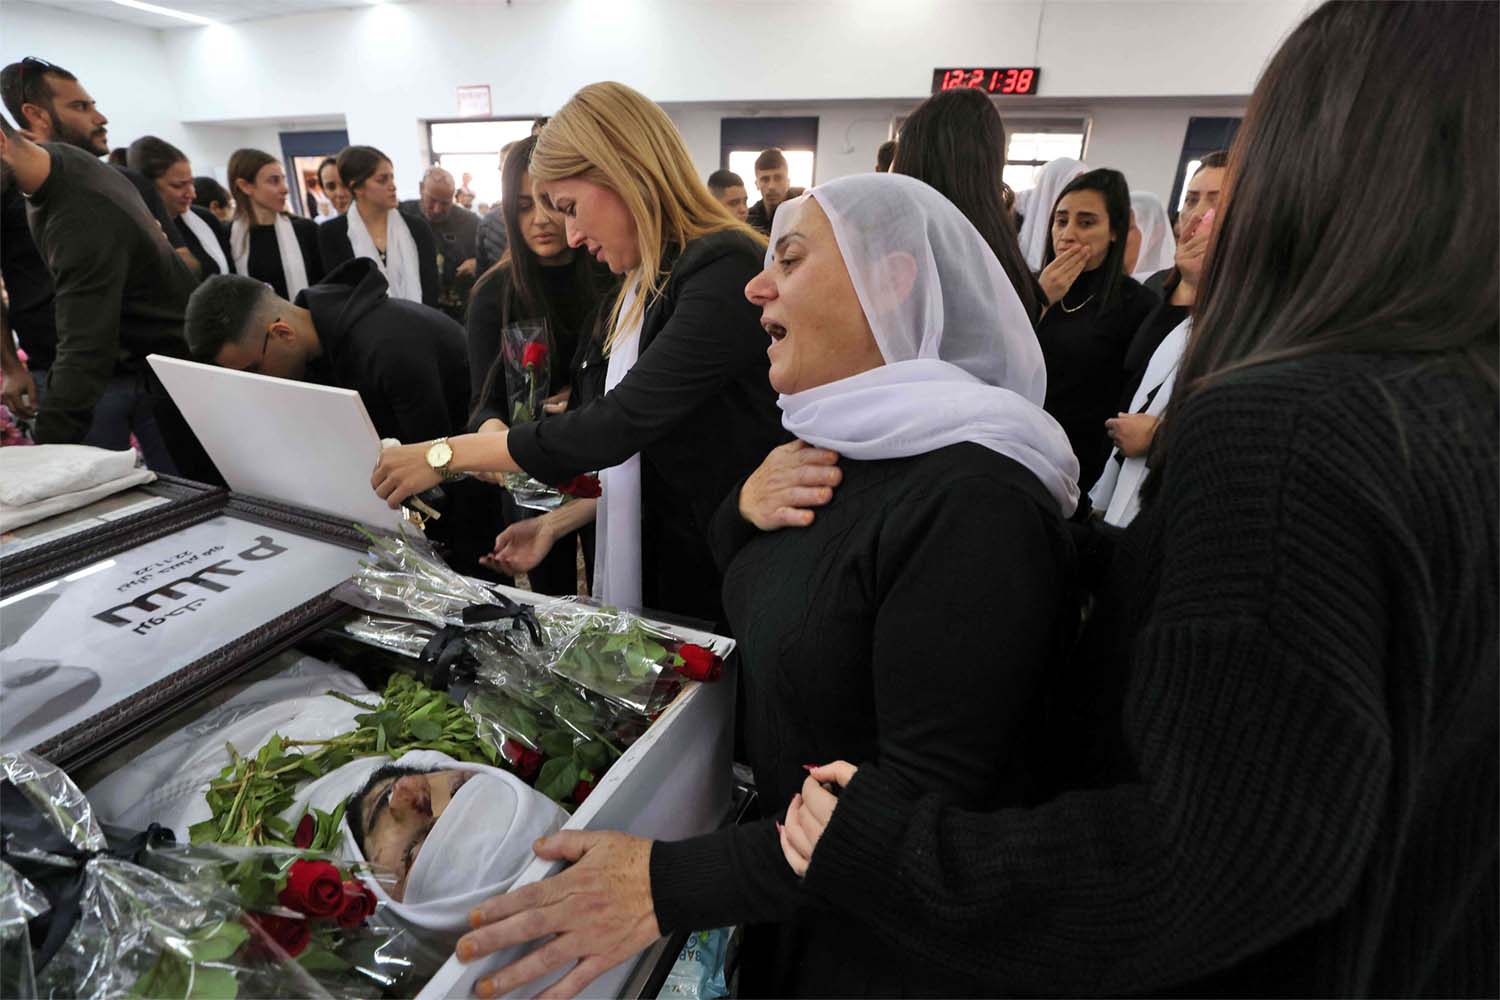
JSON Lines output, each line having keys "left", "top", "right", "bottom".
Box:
{"left": 931, "top": 67, "right": 1041, "bottom": 95}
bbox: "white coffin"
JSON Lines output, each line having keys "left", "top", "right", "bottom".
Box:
{"left": 414, "top": 586, "right": 738, "bottom": 1000}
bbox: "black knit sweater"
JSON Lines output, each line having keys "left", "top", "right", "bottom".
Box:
{"left": 795, "top": 352, "right": 1498, "bottom": 996}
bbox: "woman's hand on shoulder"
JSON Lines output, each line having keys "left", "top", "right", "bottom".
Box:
{"left": 738, "top": 440, "right": 843, "bottom": 532}
{"left": 778, "top": 761, "right": 858, "bottom": 877}
{"left": 1105, "top": 412, "right": 1159, "bottom": 459}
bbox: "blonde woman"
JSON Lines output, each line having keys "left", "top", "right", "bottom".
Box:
{"left": 372, "top": 82, "right": 786, "bottom": 626}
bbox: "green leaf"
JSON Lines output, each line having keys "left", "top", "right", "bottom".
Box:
{"left": 539, "top": 730, "right": 577, "bottom": 758}
{"left": 575, "top": 740, "right": 612, "bottom": 771}
{"left": 129, "top": 953, "right": 189, "bottom": 999}
{"left": 297, "top": 946, "right": 353, "bottom": 973}
{"left": 535, "top": 757, "right": 580, "bottom": 802}
{"left": 187, "top": 921, "right": 249, "bottom": 962}
{"left": 187, "top": 819, "right": 220, "bottom": 845}
{"left": 185, "top": 963, "right": 239, "bottom": 999}
{"left": 408, "top": 718, "right": 442, "bottom": 741}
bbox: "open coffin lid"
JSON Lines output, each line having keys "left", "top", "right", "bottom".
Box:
{"left": 414, "top": 585, "right": 738, "bottom": 1000}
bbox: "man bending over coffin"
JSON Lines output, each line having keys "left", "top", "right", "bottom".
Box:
{"left": 183, "top": 258, "right": 468, "bottom": 445}
{"left": 183, "top": 260, "right": 499, "bottom": 578}
{"left": 85, "top": 653, "right": 567, "bottom": 938}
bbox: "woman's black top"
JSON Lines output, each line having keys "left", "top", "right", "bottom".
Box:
{"left": 1118, "top": 270, "right": 1190, "bottom": 407}
{"left": 466, "top": 260, "right": 613, "bottom": 428}
{"left": 507, "top": 230, "right": 788, "bottom": 627}
{"left": 175, "top": 205, "right": 233, "bottom": 278}
{"left": 317, "top": 208, "right": 441, "bottom": 308}
{"left": 244, "top": 215, "right": 324, "bottom": 300}
{"left": 649, "top": 443, "right": 1075, "bottom": 996}
{"left": 1037, "top": 267, "right": 1157, "bottom": 488}
{"left": 792, "top": 353, "right": 1498, "bottom": 998}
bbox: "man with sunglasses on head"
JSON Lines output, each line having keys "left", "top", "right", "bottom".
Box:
{"left": 0, "top": 57, "right": 191, "bottom": 444}
{"left": 0, "top": 111, "right": 212, "bottom": 477}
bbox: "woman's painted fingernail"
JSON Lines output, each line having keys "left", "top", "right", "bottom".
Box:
{"left": 775, "top": 820, "right": 785, "bottom": 834}
{"left": 802, "top": 764, "right": 818, "bottom": 771}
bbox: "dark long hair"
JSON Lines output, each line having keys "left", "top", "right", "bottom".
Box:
{"left": 126, "top": 135, "right": 186, "bottom": 181}
{"left": 1043, "top": 167, "right": 1132, "bottom": 314}
{"left": 335, "top": 145, "right": 389, "bottom": 198}
{"left": 892, "top": 88, "right": 1043, "bottom": 324}
{"left": 470, "top": 135, "right": 608, "bottom": 425}
{"left": 1163, "top": 0, "right": 1497, "bottom": 449}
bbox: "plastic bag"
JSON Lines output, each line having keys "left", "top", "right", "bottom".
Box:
{"left": 659, "top": 926, "right": 734, "bottom": 999}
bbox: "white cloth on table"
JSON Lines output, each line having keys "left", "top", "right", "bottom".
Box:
{"left": 0, "top": 445, "right": 155, "bottom": 531}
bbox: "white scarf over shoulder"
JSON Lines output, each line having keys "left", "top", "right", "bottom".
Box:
{"left": 348, "top": 206, "right": 423, "bottom": 303}
{"left": 773, "top": 174, "right": 1079, "bottom": 516}
{"left": 230, "top": 212, "right": 310, "bottom": 298}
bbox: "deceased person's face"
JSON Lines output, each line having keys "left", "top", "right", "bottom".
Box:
{"left": 354, "top": 767, "right": 474, "bottom": 900}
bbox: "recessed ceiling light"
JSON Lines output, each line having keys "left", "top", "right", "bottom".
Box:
{"left": 107, "top": 0, "right": 215, "bottom": 26}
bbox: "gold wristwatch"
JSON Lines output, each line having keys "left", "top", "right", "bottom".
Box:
{"left": 425, "top": 438, "right": 460, "bottom": 481}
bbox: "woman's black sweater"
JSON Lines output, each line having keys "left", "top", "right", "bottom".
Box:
{"left": 794, "top": 352, "right": 1498, "bottom": 998}
{"left": 316, "top": 208, "right": 441, "bottom": 308}
{"left": 244, "top": 215, "right": 324, "bottom": 300}
{"left": 507, "top": 230, "right": 787, "bottom": 627}
{"left": 1038, "top": 267, "right": 1157, "bottom": 488}
{"left": 650, "top": 443, "right": 1075, "bottom": 996}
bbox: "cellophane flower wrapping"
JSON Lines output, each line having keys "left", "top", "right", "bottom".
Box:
{"left": 0, "top": 752, "right": 419, "bottom": 999}
{"left": 338, "top": 532, "right": 716, "bottom": 806}
{"left": 1, "top": 861, "right": 47, "bottom": 998}
{"left": 499, "top": 318, "right": 567, "bottom": 511}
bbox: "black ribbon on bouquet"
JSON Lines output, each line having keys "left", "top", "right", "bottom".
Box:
{"left": 461, "top": 590, "right": 543, "bottom": 646}
{"left": 415, "top": 592, "right": 540, "bottom": 690}
{"left": 0, "top": 780, "right": 174, "bottom": 973}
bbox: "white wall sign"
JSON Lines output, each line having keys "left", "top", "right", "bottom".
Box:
{"left": 456, "top": 84, "right": 492, "bottom": 118}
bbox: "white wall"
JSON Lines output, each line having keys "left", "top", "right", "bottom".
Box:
{"left": 4, "top": 0, "right": 1302, "bottom": 197}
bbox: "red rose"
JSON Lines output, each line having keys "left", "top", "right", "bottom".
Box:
{"left": 522, "top": 342, "right": 548, "bottom": 369}
{"left": 292, "top": 814, "right": 315, "bottom": 849}
{"left": 244, "top": 912, "right": 310, "bottom": 959}
{"left": 501, "top": 738, "right": 543, "bottom": 781}
{"left": 278, "top": 859, "right": 344, "bottom": 918}
{"left": 572, "top": 778, "right": 595, "bottom": 804}
{"left": 336, "top": 879, "right": 378, "bottom": 929}
{"left": 559, "top": 474, "right": 602, "bottom": 499}
{"left": 674, "top": 643, "right": 724, "bottom": 682}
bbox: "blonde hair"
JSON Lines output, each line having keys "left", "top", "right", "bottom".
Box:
{"left": 530, "top": 81, "right": 765, "bottom": 347}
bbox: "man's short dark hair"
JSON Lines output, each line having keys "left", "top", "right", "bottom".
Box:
{"left": 1195, "top": 150, "right": 1229, "bottom": 174}
{"left": 194, "top": 176, "right": 229, "bottom": 209}
{"left": 184, "top": 274, "right": 278, "bottom": 362}
{"left": 876, "top": 140, "right": 897, "bottom": 172}
{"left": 0, "top": 58, "right": 77, "bottom": 126}
{"left": 755, "top": 148, "right": 788, "bottom": 174}
{"left": 706, "top": 169, "right": 744, "bottom": 195}
{"left": 345, "top": 764, "right": 437, "bottom": 857}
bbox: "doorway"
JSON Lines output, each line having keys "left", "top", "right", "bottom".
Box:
{"left": 720, "top": 116, "right": 820, "bottom": 206}
{"left": 279, "top": 129, "right": 350, "bottom": 219}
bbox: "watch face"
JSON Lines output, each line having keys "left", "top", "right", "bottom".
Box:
{"left": 427, "top": 441, "right": 453, "bottom": 467}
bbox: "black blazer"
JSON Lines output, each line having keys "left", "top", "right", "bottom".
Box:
{"left": 317, "top": 208, "right": 441, "bottom": 308}
{"left": 176, "top": 205, "right": 233, "bottom": 277}
{"left": 508, "top": 229, "right": 789, "bottom": 627}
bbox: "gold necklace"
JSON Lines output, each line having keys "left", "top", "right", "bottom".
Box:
{"left": 1060, "top": 293, "right": 1094, "bottom": 314}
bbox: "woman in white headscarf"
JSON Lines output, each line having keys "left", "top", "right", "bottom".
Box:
{"left": 1017, "top": 155, "right": 1086, "bottom": 271}
{"left": 449, "top": 172, "right": 1080, "bottom": 999}
{"left": 1126, "top": 191, "right": 1176, "bottom": 281}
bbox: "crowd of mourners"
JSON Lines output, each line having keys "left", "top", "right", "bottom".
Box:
{"left": 0, "top": 0, "right": 1495, "bottom": 997}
